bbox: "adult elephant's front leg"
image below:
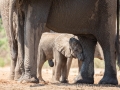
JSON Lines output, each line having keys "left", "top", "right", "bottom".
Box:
{"left": 19, "top": 15, "right": 42, "bottom": 83}
{"left": 53, "top": 50, "right": 65, "bottom": 83}
{"left": 74, "top": 35, "right": 97, "bottom": 84}
{"left": 18, "top": 0, "right": 52, "bottom": 83}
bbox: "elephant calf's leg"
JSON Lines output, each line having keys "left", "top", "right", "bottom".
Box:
{"left": 37, "top": 48, "right": 46, "bottom": 83}
{"left": 60, "top": 57, "right": 68, "bottom": 83}
{"left": 74, "top": 60, "right": 83, "bottom": 82}
{"left": 53, "top": 50, "right": 63, "bottom": 83}
{"left": 52, "top": 59, "right": 56, "bottom": 81}
{"left": 66, "top": 58, "right": 72, "bottom": 81}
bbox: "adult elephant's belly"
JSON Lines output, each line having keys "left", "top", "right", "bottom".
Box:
{"left": 47, "top": 0, "right": 98, "bottom": 34}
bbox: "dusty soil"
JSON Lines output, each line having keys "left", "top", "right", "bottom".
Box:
{"left": 0, "top": 67, "right": 120, "bottom": 90}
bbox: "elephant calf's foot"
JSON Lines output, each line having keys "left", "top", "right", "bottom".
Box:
{"left": 38, "top": 76, "right": 46, "bottom": 84}
{"left": 74, "top": 75, "right": 94, "bottom": 84}
{"left": 60, "top": 79, "right": 68, "bottom": 83}
{"left": 39, "top": 79, "right": 46, "bottom": 84}
{"left": 18, "top": 74, "right": 39, "bottom": 83}
{"left": 9, "top": 75, "right": 14, "bottom": 80}
{"left": 14, "top": 72, "right": 22, "bottom": 81}
{"left": 99, "top": 75, "right": 118, "bottom": 85}
{"left": 51, "top": 79, "right": 60, "bottom": 84}
{"left": 14, "top": 75, "right": 21, "bottom": 81}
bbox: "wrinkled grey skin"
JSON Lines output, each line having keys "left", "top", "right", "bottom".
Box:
{"left": 37, "top": 33, "right": 83, "bottom": 83}
{"left": 1, "top": 0, "right": 119, "bottom": 84}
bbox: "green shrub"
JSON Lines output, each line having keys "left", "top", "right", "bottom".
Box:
{"left": 94, "top": 58, "right": 105, "bottom": 68}
{"left": 0, "top": 57, "right": 5, "bottom": 67}
{"left": 0, "top": 18, "right": 10, "bottom": 67}
{"left": 43, "top": 61, "right": 50, "bottom": 68}
{"left": 94, "top": 58, "right": 119, "bottom": 70}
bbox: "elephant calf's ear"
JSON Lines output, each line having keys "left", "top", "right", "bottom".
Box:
{"left": 54, "top": 36, "right": 72, "bottom": 58}
{"left": 64, "top": 47, "right": 72, "bottom": 58}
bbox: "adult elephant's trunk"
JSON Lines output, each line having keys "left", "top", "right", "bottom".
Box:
{"left": 116, "top": 0, "right": 120, "bottom": 70}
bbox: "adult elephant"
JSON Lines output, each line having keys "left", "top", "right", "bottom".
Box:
{"left": 0, "top": 0, "right": 51, "bottom": 80}
{"left": 5, "top": 0, "right": 119, "bottom": 85}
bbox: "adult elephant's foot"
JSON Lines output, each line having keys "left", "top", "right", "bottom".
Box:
{"left": 51, "top": 79, "right": 60, "bottom": 84}
{"left": 18, "top": 74, "right": 39, "bottom": 83}
{"left": 52, "top": 80, "right": 60, "bottom": 84}
{"left": 74, "top": 78, "right": 94, "bottom": 84}
{"left": 73, "top": 74, "right": 94, "bottom": 84}
{"left": 99, "top": 75, "right": 118, "bottom": 85}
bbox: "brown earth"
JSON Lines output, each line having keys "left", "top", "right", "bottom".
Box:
{"left": 0, "top": 67, "right": 120, "bottom": 90}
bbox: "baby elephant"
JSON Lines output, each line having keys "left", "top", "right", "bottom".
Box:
{"left": 49, "top": 42, "right": 104, "bottom": 83}
{"left": 37, "top": 33, "right": 83, "bottom": 83}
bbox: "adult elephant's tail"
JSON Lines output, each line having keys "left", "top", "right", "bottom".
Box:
{"left": 9, "top": 0, "right": 18, "bottom": 61}
{"left": 9, "top": 0, "right": 16, "bottom": 44}
{"left": 116, "top": 0, "right": 120, "bottom": 70}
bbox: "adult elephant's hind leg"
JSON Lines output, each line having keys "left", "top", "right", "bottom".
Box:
{"left": 97, "top": 34, "right": 118, "bottom": 85}
{"left": 97, "top": 0, "right": 118, "bottom": 85}
{"left": 74, "top": 35, "right": 97, "bottom": 84}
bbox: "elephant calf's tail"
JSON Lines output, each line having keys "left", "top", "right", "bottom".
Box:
{"left": 48, "top": 60, "right": 54, "bottom": 67}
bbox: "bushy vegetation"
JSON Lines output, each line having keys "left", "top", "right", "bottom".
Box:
{"left": 94, "top": 58, "right": 119, "bottom": 70}
{"left": 0, "top": 18, "right": 10, "bottom": 67}
{"left": 94, "top": 58, "right": 104, "bottom": 68}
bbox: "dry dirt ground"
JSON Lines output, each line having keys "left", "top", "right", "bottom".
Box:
{"left": 0, "top": 67, "right": 120, "bottom": 90}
